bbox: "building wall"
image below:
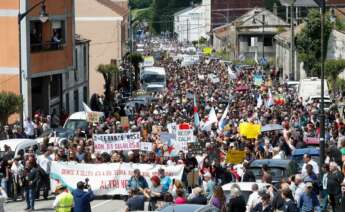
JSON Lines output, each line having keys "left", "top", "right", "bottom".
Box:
{"left": 75, "top": 0, "right": 125, "bottom": 95}
{"left": 238, "top": 34, "right": 275, "bottom": 60}
{"left": 211, "top": 0, "right": 263, "bottom": 29}
{"left": 327, "top": 30, "right": 345, "bottom": 79}
{"left": 174, "top": 5, "right": 210, "bottom": 43}
{"left": 62, "top": 40, "right": 89, "bottom": 113}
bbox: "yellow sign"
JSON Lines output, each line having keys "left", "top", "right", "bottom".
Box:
{"left": 226, "top": 150, "right": 246, "bottom": 164}
{"left": 203, "top": 47, "right": 213, "bottom": 55}
{"left": 86, "top": 112, "right": 100, "bottom": 123}
{"left": 239, "top": 122, "right": 261, "bottom": 139}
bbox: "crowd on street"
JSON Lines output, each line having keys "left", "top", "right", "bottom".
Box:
{"left": 1, "top": 51, "right": 345, "bottom": 212}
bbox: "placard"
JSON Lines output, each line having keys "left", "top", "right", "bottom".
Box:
{"left": 93, "top": 132, "right": 140, "bottom": 153}
{"left": 87, "top": 112, "right": 100, "bottom": 123}
{"left": 176, "top": 129, "right": 194, "bottom": 143}
{"left": 225, "top": 150, "right": 246, "bottom": 164}
{"left": 140, "top": 142, "right": 153, "bottom": 152}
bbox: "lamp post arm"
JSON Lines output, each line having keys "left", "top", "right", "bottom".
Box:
{"left": 18, "top": 0, "right": 46, "bottom": 22}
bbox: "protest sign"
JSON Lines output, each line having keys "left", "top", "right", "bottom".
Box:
{"left": 160, "top": 132, "right": 175, "bottom": 145}
{"left": 86, "top": 112, "right": 100, "bottom": 123}
{"left": 50, "top": 162, "right": 184, "bottom": 195}
{"left": 254, "top": 74, "right": 263, "bottom": 86}
{"left": 176, "top": 129, "right": 194, "bottom": 143}
{"left": 239, "top": 122, "right": 261, "bottom": 139}
{"left": 225, "top": 150, "right": 246, "bottom": 164}
{"left": 140, "top": 142, "right": 153, "bottom": 152}
{"left": 93, "top": 132, "right": 140, "bottom": 153}
{"left": 120, "top": 116, "right": 129, "bottom": 128}
{"left": 169, "top": 140, "right": 188, "bottom": 157}
{"left": 167, "top": 122, "right": 177, "bottom": 134}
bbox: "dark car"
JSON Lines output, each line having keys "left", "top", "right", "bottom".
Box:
{"left": 249, "top": 159, "right": 298, "bottom": 185}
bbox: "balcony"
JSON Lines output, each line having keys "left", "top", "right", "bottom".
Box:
{"left": 30, "top": 41, "right": 64, "bottom": 53}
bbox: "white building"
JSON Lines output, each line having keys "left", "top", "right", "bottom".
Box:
{"left": 62, "top": 35, "right": 90, "bottom": 114}
{"left": 174, "top": 0, "right": 211, "bottom": 43}
{"left": 327, "top": 29, "right": 345, "bottom": 79}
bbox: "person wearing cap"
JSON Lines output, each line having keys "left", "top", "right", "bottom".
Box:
{"left": 72, "top": 181, "right": 94, "bottom": 212}
{"left": 52, "top": 185, "right": 73, "bottom": 212}
{"left": 298, "top": 182, "right": 320, "bottom": 212}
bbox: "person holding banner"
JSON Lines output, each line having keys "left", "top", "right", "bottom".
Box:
{"left": 127, "top": 169, "right": 148, "bottom": 192}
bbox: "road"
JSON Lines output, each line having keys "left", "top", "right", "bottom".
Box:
{"left": 5, "top": 197, "right": 127, "bottom": 212}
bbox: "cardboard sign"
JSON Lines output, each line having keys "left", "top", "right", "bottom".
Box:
{"left": 160, "top": 132, "right": 175, "bottom": 145}
{"left": 120, "top": 116, "right": 129, "bottom": 128}
{"left": 254, "top": 74, "right": 263, "bottom": 86}
{"left": 176, "top": 129, "right": 194, "bottom": 143}
{"left": 167, "top": 123, "right": 177, "bottom": 134}
{"left": 87, "top": 112, "right": 100, "bottom": 123}
{"left": 152, "top": 125, "right": 162, "bottom": 135}
{"left": 140, "top": 142, "right": 153, "bottom": 152}
{"left": 225, "top": 150, "right": 246, "bottom": 164}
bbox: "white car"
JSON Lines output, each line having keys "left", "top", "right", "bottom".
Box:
{"left": 0, "top": 139, "right": 38, "bottom": 158}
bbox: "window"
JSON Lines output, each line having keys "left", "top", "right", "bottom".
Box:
{"left": 65, "top": 72, "right": 69, "bottom": 81}
{"left": 30, "top": 21, "right": 43, "bottom": 52}
{"left": 73, "top": 90, "right": 79, "bottom": 112}
{"left": 83, "top": 45, "right": 87, "bottom": 75}
{"left": 52, "top": 20, "right": 66, "bottom": 43}
{"left": 50, "top": 75, "right": 61, "bottom": 99}
{"left": 248, "top": 36, "right": 256, "bottom": 47}
{"left": 65, "top": 93, "right": 70, "bottom": 113}
{"left": 264, "top": 37, "right": 273, "bottom": 47}
{"left": 83, "top": 86, "right": 88, "bottom": 103}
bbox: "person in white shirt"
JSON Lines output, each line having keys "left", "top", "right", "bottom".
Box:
{"left": 37, "top": 148, "right": 52, "bottom": 199}
{"left": 23, "top": 117, "right": 36, "bottom": 138}
{"left": 301, "top": 154, "right": 319, "bottom": 177}
{"left": 293, "top": 174, "right": 305, "bottom": 206}
{"left": 246, "top": 183, "right": 260, "bottom": 212}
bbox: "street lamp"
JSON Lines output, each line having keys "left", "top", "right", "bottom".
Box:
{"left": 253, "top": 14, "right": 266, "bottom": 64}
{"left": 18, "top": 0, "right": 48, "bottom": 126}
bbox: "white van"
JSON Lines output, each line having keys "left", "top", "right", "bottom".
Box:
{"left": 63, "top": 111, "right": 104, "bottom": 132}
{"left": 141, "top": 66, "right": 166, "bottom": 93}
{"left": 0, "top": 139, "right": 38, "bottom": 158}
{"left": 298, "top": 78, "right": 329, "bottom": 104}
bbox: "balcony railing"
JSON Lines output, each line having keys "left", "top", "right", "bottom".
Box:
{"left": 30, "top": 41, "right": 64, "bottom": 52}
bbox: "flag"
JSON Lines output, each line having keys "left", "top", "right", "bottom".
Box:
{"left": 202, "top": 107, "right": 218, "bottom": 131}
{"left": 193, "top": 95, "right": 200, "bottom": 128}
{"left": 82, "top": 102, "right": 92, "bottom": 112}
{"left": 266, "top": 89, "right": 273, "bottom": 108}
{"left": 227, "top": 66, "right": 237, "bottom": 80}
{"left": 218, "top": 104, "right": 229, "bottom": 132}
{"left": 256, "top": 94, "right": 263, "bottom": 108}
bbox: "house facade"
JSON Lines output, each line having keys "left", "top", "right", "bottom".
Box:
{"left": 0, "top": 0, "right": 75, "bottom": 120}
{"left": 75, "top": 0, "right": 128, "bottom": 96}
{"left": 174, "top": 0, "right": 211, "bottom": 43}
{"left": 62, "top": 35, "right": 90, "bottom": 114}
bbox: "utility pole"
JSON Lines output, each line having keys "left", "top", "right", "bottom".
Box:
{"left": 187, "top": 19, "right": 189, "bottom": 43}
{"left": 290, "top": 4, "right": 295, "bottom": 80}
{"left": 128, "top": 6, "right": 133, "bottom": 96}
{"left": 262, "top": 15, "right": 265, "bottom": 61}
{"left": 320, "top": 0, "right": 326, "bottom": 170}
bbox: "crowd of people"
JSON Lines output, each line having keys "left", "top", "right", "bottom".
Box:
{"left": 0, "top": 52, "right": 345, "bottom": 212}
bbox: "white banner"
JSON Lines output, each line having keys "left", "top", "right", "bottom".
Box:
{"left": 50, "top": 162, "right": 184, "bottom": 195}
{"left": 176, "top": 129, "right": 195, "bottom": 143}
{"left": 140, "top": 142, "right": 153, "bottom": 152}
{"left": 93, "top": 132, "right": 140, "bottom": 153}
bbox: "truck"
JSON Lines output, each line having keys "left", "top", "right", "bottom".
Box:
{"left": 298, "top": 77, "right": 330, "bottom": 105}
{"left": 140, "top": 66, "right": 166, "bottom": 93}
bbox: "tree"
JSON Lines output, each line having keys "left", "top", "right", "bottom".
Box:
{"left": 128, "top": 53, "right": 144, "bottom": 90}
{"left": 316, "top": 59, "right": 345, "bottom": 96}
{"left": 96, "top": 64, "right": 118, "bottom": 108}
{"left": 0, "top": 92, "right": 23, "bottom": 125}
{"left": 129, "top": 0, "right": 152, "bottom": 9}
{"left": 295, "top": 9, "right": 333, "bottom": 77}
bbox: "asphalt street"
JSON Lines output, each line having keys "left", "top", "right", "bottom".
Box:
{"left": 5, "top": 198, "right": 127, "bottom": 212}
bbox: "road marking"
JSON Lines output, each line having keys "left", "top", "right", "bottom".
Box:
{"left": 91, "top": 200, "right": 112, "bottom": 209}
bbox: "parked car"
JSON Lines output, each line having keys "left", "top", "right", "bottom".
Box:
{"left": 0, "top": 139, "right": 38, "bottom": 158}
{"left": 222, "top": 182, "right": 274, "bottom": 202}
{"left": 36, "top": 128, "right": 75, "bottom": 146}
{"left": 291, "top": 148, "right": 320, "bottom": 172}
{"left": 159, "top": 204, "right": 220, "bottom": 212}
{"left": 249, "top": 159, "right": 298, "bottom": 185}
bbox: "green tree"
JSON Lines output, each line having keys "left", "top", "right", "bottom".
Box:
{"left": 129, "top": 0, "right": 152, "bottom": 9}
{"left": 96, "top": 64, "right": 118, "bottom": 107}
{"left": 0, "top": 92, "right": 23, "bottom": 125}
{"left": 317, "top": 59, "right": 345, "bottom": 96}
{"left": 128, "top": 53, "right": 144, "bottom": 90}
{"left": 295, "top": 9, "right": 333, "bottom": 77}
